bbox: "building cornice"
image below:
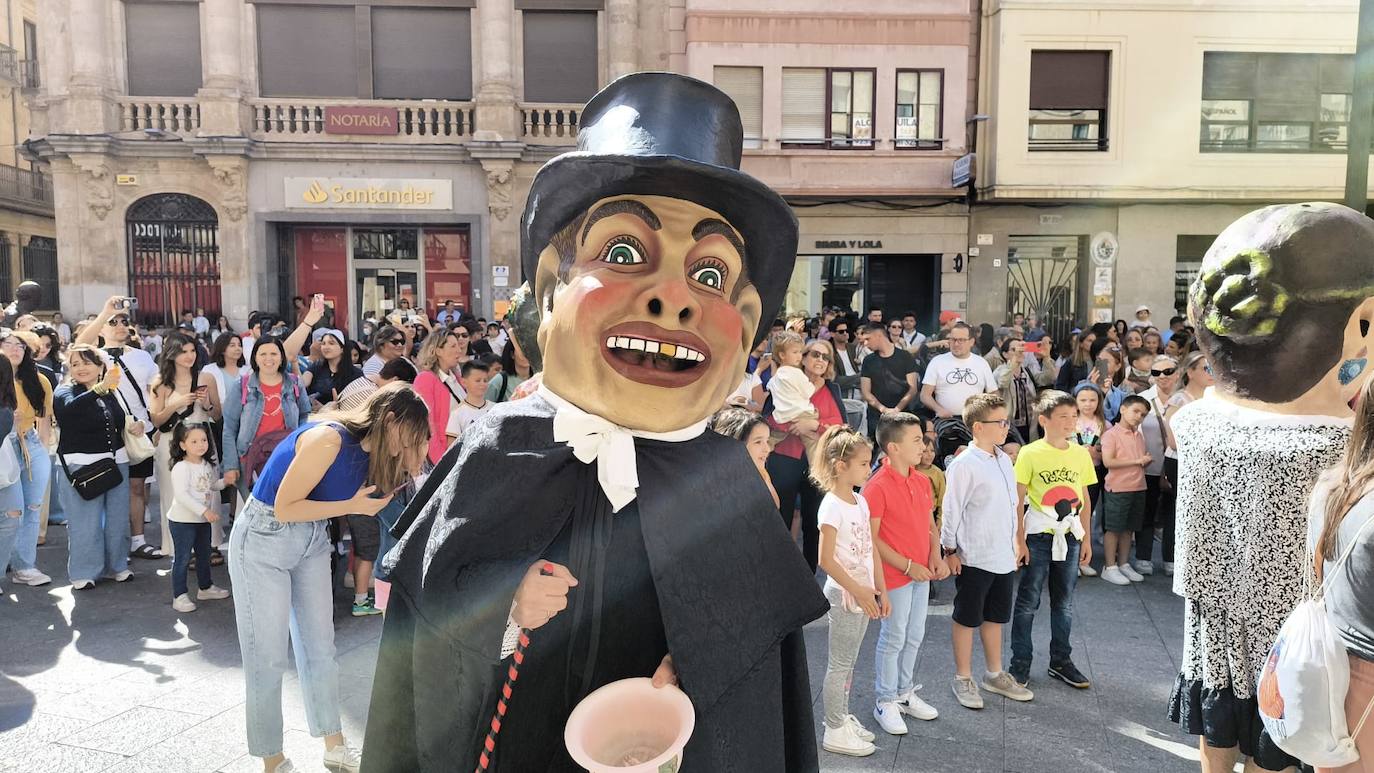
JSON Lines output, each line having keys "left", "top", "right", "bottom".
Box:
{"left": 978, "top": 184, "right": 1353, "bottom": 204}
{"left": 985, "top": 0, "right": 1354, "bottom": 14}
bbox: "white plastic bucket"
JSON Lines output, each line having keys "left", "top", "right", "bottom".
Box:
{"left": 564, "top": 677, "right": 695, "bottom": 773}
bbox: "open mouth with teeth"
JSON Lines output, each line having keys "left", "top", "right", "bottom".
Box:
{"left": 600, "top": 325, "right": 712, "bottom": 388}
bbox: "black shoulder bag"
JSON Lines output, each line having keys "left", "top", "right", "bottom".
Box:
{"left": 57, "top": 393, "right": 124, "bottom": 500}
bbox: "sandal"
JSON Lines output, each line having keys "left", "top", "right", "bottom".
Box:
{"left": 130, "top": 543, "right": 162, "bottom": 560}
{"left": 210, "top": 549, "right": 225, "bottom": 567}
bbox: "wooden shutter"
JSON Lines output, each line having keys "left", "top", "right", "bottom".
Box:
{"left": 1029, "top": 51, "right": 1109, "bottom": 110}
{"left": 125, "top": 3, "right": 202, "bottom": 97}
{"left": 781, "top": 68, "right": 825, "bottom": 142}
{"left": 713, "top": 66, "right": 762, "bottom": 145}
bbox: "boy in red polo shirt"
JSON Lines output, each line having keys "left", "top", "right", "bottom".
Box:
{"left": 864, "top": 412, "right": 950, "bottom": 736}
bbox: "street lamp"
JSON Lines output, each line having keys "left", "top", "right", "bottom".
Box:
{"left": 965, "top": 114, "right": 990, "bottom": 153}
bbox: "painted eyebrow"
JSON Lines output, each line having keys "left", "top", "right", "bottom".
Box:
{"left": 579, "top": 199, "right": 662, "bottom": 244}
{"left": 691, "top": 218, "right": 745, "bottom": 258}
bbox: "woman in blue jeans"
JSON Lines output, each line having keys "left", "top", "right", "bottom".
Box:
{"left": 229, "top": 382, "right": 429, "bottom": 773}
{"left": 2, "top": 330, "right": 54, "bottom": 587}
{"left": 0, "top": 355, "right": 29, "bottom": 588}
{"left": 53, "top": 345, "right": 134, "bottom": 589}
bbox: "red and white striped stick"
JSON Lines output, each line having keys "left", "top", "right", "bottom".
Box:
{"left": 475, "top": 562, "right": 552, "bottom": 773}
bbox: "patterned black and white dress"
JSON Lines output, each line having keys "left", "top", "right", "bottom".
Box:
{"left": 1167, "top": 394, "right": 1350, "bottom": 769}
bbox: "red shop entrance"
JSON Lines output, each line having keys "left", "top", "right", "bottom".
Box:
{"left": 285, "top": 225, "right": 471, "bottom": 336}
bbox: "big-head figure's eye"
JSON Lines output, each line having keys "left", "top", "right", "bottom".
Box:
{"left": 600, "top": 238, "right": 646, "bottom": 266}
{"left": 689, "top": 258, "right": 728, "bottom": 291}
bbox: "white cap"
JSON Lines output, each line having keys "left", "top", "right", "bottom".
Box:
{"left": 1136, "top": 304, "right": 1151, "bottom": 314}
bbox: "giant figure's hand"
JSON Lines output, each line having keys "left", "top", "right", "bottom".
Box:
{"left": 652, "top": 654, "right": 678, "bottom": 688}
{"left": 511, "top": 560, "right": 579, "bottom": 630}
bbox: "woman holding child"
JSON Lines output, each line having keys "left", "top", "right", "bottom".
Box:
{"left": 764, "top": 337, "right": 846, "bottom": 573}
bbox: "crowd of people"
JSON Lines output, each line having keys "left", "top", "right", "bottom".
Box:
{"left": 0, "top": 292, "right": 535, "bottom": 773}
{"left": 713, "top": 301, "right": 1206, "bottom": 758}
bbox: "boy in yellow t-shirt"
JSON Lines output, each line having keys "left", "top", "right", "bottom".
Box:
{"left": 1008, "top": 390, "right": 1097, "bottom": 691}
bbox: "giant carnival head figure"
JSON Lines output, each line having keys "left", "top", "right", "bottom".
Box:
{"left": 1189, "top": 202, "right": 1374, "bottom": 416}
{"left": 523, "top": 72, "right": 798, "bottom": 432}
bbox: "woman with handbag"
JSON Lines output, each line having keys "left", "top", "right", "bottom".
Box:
{"left": 0, "top": 330, "right": 53, "bottom": 587}
{"left": 222, "top": 337, "right": 312, "bottom": 498}
{"left": 150, "top": 332, "right": 221, "bottom": 562}
{"left": 54, "top": 345, "right": 135, "bottom": 590}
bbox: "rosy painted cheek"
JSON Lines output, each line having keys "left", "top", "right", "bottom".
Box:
{"left": 565, "top": 276, "right": 642, "bottom": 330}
{"left": 698, "top": 297, "right": 747, "bottom": 355}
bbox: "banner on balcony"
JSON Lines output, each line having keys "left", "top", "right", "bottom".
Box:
{"left": 284, "top": 177, "right": 453, "bottom": 211}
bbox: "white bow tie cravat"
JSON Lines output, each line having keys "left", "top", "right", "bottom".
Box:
{"left": 539, "top": 386, "right": 707, "bottom": 512}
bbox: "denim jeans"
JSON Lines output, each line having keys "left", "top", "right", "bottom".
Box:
{"left": 170, "top": 520, "right": 213, "bottom": 598}
{"left": 373, "top": 496, "right": 405, "bottom": 581}
{"left": 875, "top": 580, "right": 929, "bottom": 703}
{"left": 823, "top": 583, "right": 870, "bottom": 728}
{"left": 1010, "top": 532, "right": 1079, "bottom": 672}
{"left": 57, "top": 461, "right": 131, "bottom": 583}
{"left": 0, "top": 479, "right": 27, "bottom": 575}
{"left": 8, "top": 430, "right": 52, "bottom": 572}
{"left": 228, "top": 496, "right": 340, "bottom": 758}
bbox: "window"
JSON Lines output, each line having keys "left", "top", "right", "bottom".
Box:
{"left": 371, "top": 8, "right": 472, "bottom": 100}
{"left": 781, "top": 67, "right": 874, "bottom": 149}
{"left": 257, "top": 5, "right": 358, "bottom": 98}
{"left": 522, "top": 11, "right": 598, "bottom": 103}
{"left": 1176, "top": 235, "right": 1215, "bottom": 315}
{"left": 125, "top": 2, "right": 202, "bottom": 96}
{"left": 713, "top": 66, "right": 763, "bottom": 149}
{"left": 1028, "top": 50, "right": 1110, "bottom": 151}
{"left": 257, "top": 4, "right": 474, "bottom": 100}
{"left": 21, "top": 21, "right": 37, "bottom": 89}
{"left": 829, "top": 69, "right": 874, "bottom": 149}
{"left": 1201, "top": 52, "right": 1353, "bottom": 153}
{"left": 781, "top": 68, "right": 825, "bottom": 146}
{"left": 896, "top": 70, "right": 942, "bottom": 149}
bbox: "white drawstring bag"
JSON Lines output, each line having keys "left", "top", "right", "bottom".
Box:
{"left": 1258, "top": 513, "right": 1374, "bottom": 767}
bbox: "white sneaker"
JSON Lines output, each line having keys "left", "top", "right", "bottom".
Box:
{"left": 982, "top": 671, "right": 1034, "bottom": 702}
{"left": 1119, "top": 563, "right": 1145, "bottom": 582}
{"left": 197, "top": 585, "right": 230, "bottom": 600}
{"left": 951, "top": 675, "right": 984, "bottom": 710}
{"left": 1100, "top": 565, "right": 1131, "bottom": 586}
{"left": 1078, "top": 564, "right": 1098, "bottom": 577}
{"left": 843, "top": 714, "right": 875, "bottom": 742}
{"left": 13, "top": 568, "right": 51, "bottom": 586}
{"left": 1132, "top": 560, "right": 1154, "bottom": 576}
{"left": 822, "top": 720, "right": 876, "bottom": 757}
{"left": 172, "top": 594, "right": 197, "bottom": 612}
{"left": 897, "top": 689, "right": 938, "bottom": 721}
{"left": 1163, "top": 562, "right": 1175, "bottom": 576}
{"left": 112, "top": 570, "right": 133, "bottom": 583}
{"left": 323, "top": 743, "right": 362, "bottom": 773}
{"left": 72, "top": 579, "right": 95, "bottom": 590}
{"left": 272, "top": 760, "right": 298, "bottom": 773}
{"left": 873, "top": 701, "right": 908, "bottom": 735}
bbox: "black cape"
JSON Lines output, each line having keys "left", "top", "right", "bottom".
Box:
{"left": 361, "top": 394, "right": 828, "bottom": 772}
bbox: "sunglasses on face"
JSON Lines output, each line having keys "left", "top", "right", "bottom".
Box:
{"left": 1151, "top": 367, "right": 1178, "bottom": 377}
{"left": 805, "top": 350, "right": 831, "bottom": 362}
{"left": 832, "top": 328, "right": 848, "bottom": 335}
{"left": 107, "top": 318, "right": 130, "bottom": 327}
{"left": 456, "top": 332, "right": 470, "bottom": 339}
{"left": 387, "top": 338, "right": 404, "bottom": 346}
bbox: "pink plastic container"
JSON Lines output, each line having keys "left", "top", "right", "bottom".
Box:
{"left": 373, "top": 579, "right": 391, "bottom": 611}
{"left": 564, "top": 677, "right": 695, "bottom": 772}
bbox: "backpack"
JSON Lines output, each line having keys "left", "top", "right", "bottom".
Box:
{"left": 1258, "top": 508, "right": 1374, "bottom": 767}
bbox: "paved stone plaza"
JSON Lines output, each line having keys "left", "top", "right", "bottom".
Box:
{"left": 1, "top": 526, "right": 1202, "bottom": 773}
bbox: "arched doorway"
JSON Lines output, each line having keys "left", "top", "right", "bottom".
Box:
{"left": 125, "top": 193, "right": 222, "bottom": 328}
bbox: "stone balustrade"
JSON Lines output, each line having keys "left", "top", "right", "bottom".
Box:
{"left": 249, "top": 99, "right": 476, "bottom": 143}
{"left": 520, "top": 103, "right": 581, "bottom": 144}
{"left": 117, "top": 98, "right": 202, "bottom": 136}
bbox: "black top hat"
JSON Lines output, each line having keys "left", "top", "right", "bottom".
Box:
{"left": 521, "top": 72, "right": 798, "bottom": 345}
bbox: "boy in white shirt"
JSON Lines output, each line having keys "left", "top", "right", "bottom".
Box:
{"left": 941, "top": 393, "right": 1033, "bottom": 709}
{"left": 448, "top": 360, "right": 494, "bottom": 439}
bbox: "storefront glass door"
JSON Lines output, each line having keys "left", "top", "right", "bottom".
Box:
{"left": 355, "top": 268, "right": 420, "bottom": 330}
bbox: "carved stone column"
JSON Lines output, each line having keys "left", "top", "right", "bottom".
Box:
{"left": 197, "top": 0, "right": 248, "bottom": 136}
{"left": 473, "top": 0, "right": 519, "bottom": 141}
{"left": 606, "top": 0, "right": 641, "bottom": 81}
{"left": 65, "top": 0, "right": 117, "bottom": 134}
{"left": 481, "top": 158, "right": 521, "bottom": 312}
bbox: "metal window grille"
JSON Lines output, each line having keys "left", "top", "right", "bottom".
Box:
{"left": 1005, "top": 235, "right": 1086, "bottom": 346}
{"left": 20, "top": 236, "right": 55, "bottom": 307}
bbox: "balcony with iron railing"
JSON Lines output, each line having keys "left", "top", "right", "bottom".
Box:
{"left": 19, "top": 59, "right": 38, "bottom": 90}
{"left": 0, "top": 43, "right": 17, "bottom": 87}
{"left": 0, "top": 163, "right": 54, "bottom": 215}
